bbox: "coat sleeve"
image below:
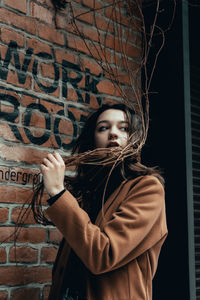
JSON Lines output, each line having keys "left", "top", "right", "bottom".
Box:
{"left": 46, "top": 175, "right": 167, "bottom": 275}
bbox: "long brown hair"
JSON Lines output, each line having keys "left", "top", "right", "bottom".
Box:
{"left": 31, "top": 103, "right": 164, "bottom": 225}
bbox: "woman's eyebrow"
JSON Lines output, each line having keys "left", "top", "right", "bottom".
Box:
{"left": 96, "top": 120, "right": 128, "bottom": 126}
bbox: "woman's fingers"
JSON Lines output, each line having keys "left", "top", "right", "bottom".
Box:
{"left": 42, "top": 157, "right": 53, "bottom": 168}
{"left": 40, "top": 152, "right": 65, "bottom": 196}
{"left": 41, "top": 153, "right": 64, "bottom": 169}
{"left": 53, "top": 152, "right": 65, "bottom": 165}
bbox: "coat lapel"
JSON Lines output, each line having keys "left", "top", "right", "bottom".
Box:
{"left": 95, "top": 179, "right": 128, "bottom": 228}
{"left": 95, "top": 176, "right": 143, "bottom": 228}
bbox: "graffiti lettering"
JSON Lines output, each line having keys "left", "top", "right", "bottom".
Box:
{"left": 24, "top": 103, "right": 51, "bottom": 145}
{"left": 33, "top": 51, "right": 59, "bottom": 93}
{"left": 0, "top": 40, "right": 103, "bottom": 103}
{"left": 0, "top": 40, "right": 105, "bottom": 148}
{"left": 0, "top": 168, "right": 41, "bottom": 185}
{"left": 0, "top": 41, "right": 33, "bottom": 84}
{"left": 0, "top": 88, "right": 87, "bottom": 149}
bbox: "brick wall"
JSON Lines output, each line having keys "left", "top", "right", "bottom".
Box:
{"left": 0, "top": 0, "right": 142, "bottom": 299}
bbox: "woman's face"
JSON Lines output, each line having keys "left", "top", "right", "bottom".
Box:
{"left": 94, "top": 109, "right": 129, "bottom": 149}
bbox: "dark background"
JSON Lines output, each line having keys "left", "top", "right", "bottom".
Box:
{"left": 142, "top": 1, "right": 193, "bottom": 299}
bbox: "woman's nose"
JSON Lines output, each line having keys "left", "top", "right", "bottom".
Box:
{"left": 109, "top": 128, "right": 118, "bottom": 140}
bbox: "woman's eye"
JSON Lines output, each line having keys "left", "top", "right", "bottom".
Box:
{"left": 120, "top": 127, "right": 128, "bottom": 132}
{"left": 98, "top": 126, "right": 108, "bottom": 132}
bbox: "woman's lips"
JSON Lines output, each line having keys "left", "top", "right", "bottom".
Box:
{"left": 107, "top": 142, "right": 119, "bottom": 148}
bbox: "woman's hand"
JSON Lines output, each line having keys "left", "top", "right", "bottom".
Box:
{"left": 40, "top": 153, "right": 65, "bottom": 197}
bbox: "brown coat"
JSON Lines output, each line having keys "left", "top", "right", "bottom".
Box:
{"left": 46, "top": 175, "right": 168, "bottom": 300}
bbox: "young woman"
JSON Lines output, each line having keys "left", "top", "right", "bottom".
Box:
{"left": 39, "top": 103, "right": 167, "bottom": 300}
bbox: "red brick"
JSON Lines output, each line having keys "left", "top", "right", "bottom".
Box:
{"left": 82, "top": 0, "right": 102, "bottom": 9}
{"left": 0, "top": 226, "right": 16, "bottom": 243}
{"left": 129, "top": 17, "right": 142, "bottom": 31}
{"left": 102, "top": 97, "right": 119, "bottom": 105}
{"left": 0, "top": 248, "right": 7, "bottom": 263}
{"left": 11, "top": 288, "right": 40, "bottom": 300}
{"left": 40, "top": 62, "right": 57, "bottom": 79}
{"left": 105, "top": 35, "right": 122, "bottom": 52}
{"left": 66, "top": 34, "right": 90, "bottom": 55}
{"left": 0, "top": 144, "right": 50, "bottom": 164}
{"left": 26, "top": 38, "right": 52, "bottom": 55}
{"left": 21, "top": 95, "right": 37, "bottom": 107}
{"left": 37, "top": 0, "right": 54, "bottom": 8}
{"left": 0, "top": 291, "right": 8, "bottom": 300}
{"left": 115, "top": 85, "right": 123, "bottom": 98}
{"left": 106, "top": 36, "right": 141, "bottom": 61}
{"left": 97, "top": 79, "right": 115, "bottom": 95}
{"left": 17, "top": 50, "right": 33, "bottom": 75}
{"left": 55, "top": 13, "right": 75, "bottom": 32}
{"left": 0, "top": 87, "right": 20, "bottom": 98}
{"left": 73, "top": 6, "right": 93, "bottom": 24}
{"left": 55, "top": 136, "right": 74, "bottom": 148}
{"left": 6, "top": 70, "right": 32, "bottom": 89}
{"left": 30, "top": 2, "right": 53, "bottom": 24}
{"left": 18, "top": 227, "right": 47, "bottom": 243}
{"left": 0, "top": 44, "right": 9, "bottom": 63}
{"left": 0, "top": 186, "right": 48, "bottom": 205}
{"left": 67, "top": 107, "right": 89, "bottom": 122}
{"left": 41, "top": 246, "right": 58, "bottom": 263}
{"left": 11, "top": 126, "right": 45, "bottom": 146}
{"left": 33, "top": 80, "right": 60, "bottom": 98}
{"left": 123, "top": 28, "right": 142, "bottom": 48}
{"left": 49, "top": 228, "right": 62, "bottom": 244}
{"left": 89, "top": 43, "right": 112, "bottom": 64}
{"left": 0, "top": 186, "right": 32, "bottom": 204}
{"left": 90, "top": 94, "right": 102, "bottom": 109}
{"left": 55, "top": 48, "right": 78, "bottom": 65}
{"left": 43, "top": 285, "right": 51, "bottom": 300}
{"left": 0, "top": 208, "right": 9, "bottom": 223}
{"left": 81, "top": 93, "right": 101, "bottom": 109}
{"left": 22, "top": 111, "right": 47, "bottom": 129}
{"left": 116, "top": 56, "right": 141, "bottom": 72}
{"left": 54, "top": 137, "right": 73, "bottom": 150}
{"left": 94, "top": 15, "right": 114, "bottom": 33}
{"left": 14, "top": 128, "right": 59, "bottom": 149}
{"left": 0, "top": 104, "right": 15, "bottom": 115}
{"left": 11, "top": 207, "right": 36, "bottom": 225}
{"left": 126, "top": 1, "right": 143, "bottom": 21}
{"left": 105, "top": 6, "right": 130, "bottom": 27}
{"left": 1, "top": 27, "right": 24, "bottom": 47}
{"left": 72, "top": 21, "right": 102, "bottom": 44}
{"left": 80, "top": 57, "right": 102, "bottom": 76}
{"left": 38, "top": 23, "right": 65, "bottom": 45}
{"left": 53, "top": 118, "right": 74, "bottom": 136}
{"left": 0, "top": 8, "right": 36, "bottom": 35}
{"left": 122, "top": 86, "right": 139, "bottom": 103}
{"left": 0, "top": 266, "right": 51, "bottom": 285}
{"left": 125, "top": 44, "right": 142, "bottom": 59}
{"left": 67, "top": 88, "right": 79, "bottom": 102}
{"left": 104, "top": 67, "right": 131, "bottom": 86}
{"left": 67, "top": 71, "right": 85, "bottom": 89}
{"left": 0, "top": 104, "right": 19, "bottom": 123}
{"left": 0, "top": 226, "right": 47, "bottom": 243}
{"left": 37, "top": 99, "right": 63, "bottom": 114}
{"left": 0, "top": 123, "right": 19, "bottom": 143}
{"left": 103, "top": 0, "right": 116, "bottom": 4}
{"left": 5, "top": 0, "right": 27, "bottom": 14}
{"left": 9, "top": 246, "right": 38, "bottom": 263}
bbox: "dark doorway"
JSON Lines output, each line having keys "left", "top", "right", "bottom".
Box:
{"left": 142, "top": 1, "right": 190, "bottom": 299}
